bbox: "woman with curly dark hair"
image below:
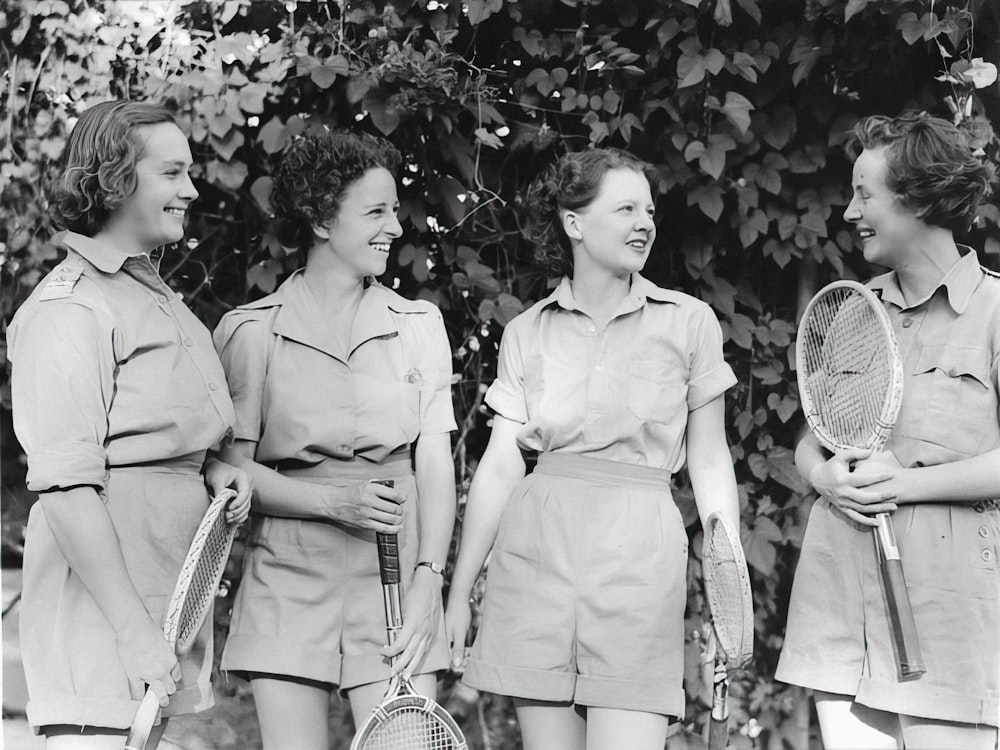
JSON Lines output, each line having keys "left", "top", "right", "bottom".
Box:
{"left": 776, "top": 111, "right": 999, "bottom": 750}
{"left": 213, "top": 129, "right": 457, "bottom": 749}
{"left": 7, "top": 99, "right": 251, "bottom": 748}
{"left": 444, "top": 148, "right": 742, "bottom": 749}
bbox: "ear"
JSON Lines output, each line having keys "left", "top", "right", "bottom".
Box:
{"left": 562, "top": 210, "right": 583, "bottom": 242}
{"left": 312, "top": 223, "right": 330, "bottom": 241}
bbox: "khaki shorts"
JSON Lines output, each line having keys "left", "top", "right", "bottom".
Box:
{"left": 221, "top": 453, "right": 449, "bottom": 690}
{"left": 464, "top": 452, "right": 689, "bottom": 715}
{"left": 776, "top": 498, "right": 999, "bottom": 725}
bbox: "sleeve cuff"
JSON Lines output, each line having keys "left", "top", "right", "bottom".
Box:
{"left": 687, "top": 363, "right": 737, "bottom": 411}
{"left": 25, "top": 442, "right": 108, "bottom": 493}
{"left": 485, "top": 381, "right": 528, "bottom": 424}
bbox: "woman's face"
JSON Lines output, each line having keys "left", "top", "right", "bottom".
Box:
{"left": 107, "top": 122, "right": 198, "bottom": 253}
{"left": 843, "top": 147, "right": 925, "bottom": 268}
{"left": 564, "top": 167, "right": 656, "bottom": 278}
{"left": 318, "top": 167, "right": 402, "bottom": 278}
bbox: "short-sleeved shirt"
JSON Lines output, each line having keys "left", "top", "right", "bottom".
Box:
{"left": 213, "top": 271, "right": 456, "bottom": 464}
{"left": 8, "top": 231, "right": 236, "bottom": 491}
{"left": 485, "top": 274, "right": 736, "bottom": 472}
{"left": 871, "top": 246, "right": 1000, "bottom": 464}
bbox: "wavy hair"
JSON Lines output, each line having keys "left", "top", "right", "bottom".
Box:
{"left": 48, "top": 100, "right": 179, "bottom": 235}
{"left": 849, "top": 111, "right": 995, "bottom": 233}
{"left": 521, "top": 148, "right": 657, "bottom": 276}
{"left": 270, "top": 130, "right": 402, "bottom": 252}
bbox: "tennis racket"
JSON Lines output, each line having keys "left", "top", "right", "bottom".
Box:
{"left": 125, "top": 488, "right": 240, "bottom": 750}
{"left": 350, "top": 480, "right": 468, "bottom": 750}
{"left": 797, "top": 280, "right": 925, "bottom": 681}
{"left": 703, "top": 513, "right": 754, "bottom": 750}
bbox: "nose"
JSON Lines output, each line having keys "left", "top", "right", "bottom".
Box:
{"left": 843, "top": 195, "right": 860, "bottom": 223}
{"left": 180, "top": 173, "right": 199, "bottom": 202}
{"left": 636, "top": 212, "right": 655, "bottom": 231}
{"left": 387, "top": 209, "right": 403, "bottom": 238}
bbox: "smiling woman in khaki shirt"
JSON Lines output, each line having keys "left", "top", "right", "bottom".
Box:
{"left": 213, "top": 130, "right": 457, "bottom": 750}
{"left": 777, "top": 112, "right": 999, "bottom": 750}
{"left": 7, "top": 100, "right": 251, "bottom": 749}
{"left": 445, "top": 148, "right": 742, "bottom": 750}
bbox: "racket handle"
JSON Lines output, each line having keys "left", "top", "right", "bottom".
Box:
{"left": 124, "top": 689, "right": 161, "bottom": 750}
{"left": 373, "top": 480, "right": 400, "bottom": 586}
{"left": 872, "top": 514, "right": 926, "bottom": 681}
{"left": 708, "top": 667, "right": 730, "bottom": 750}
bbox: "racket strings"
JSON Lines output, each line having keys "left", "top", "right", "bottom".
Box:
{"left": 357, "top": 705, "right": 461, "bottom": 749}
{"left": 801, "top": 289, "right": 895, "bottom": 448}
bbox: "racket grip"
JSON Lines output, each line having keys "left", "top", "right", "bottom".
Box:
{"left": 373, "top": 480, "right": 400, "bottom": 586}
{"left": 708, "top": 670, "right": 730, "bottom": 750}
{"left": 124, "top": 690, "right": 161, "bottom": 750}
{"left": 873, "top": 516, "right": 925, "bottom": 681}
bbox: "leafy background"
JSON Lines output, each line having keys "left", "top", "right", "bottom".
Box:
{"left": 2, "top": 0, "right": 998, "bottom": 748}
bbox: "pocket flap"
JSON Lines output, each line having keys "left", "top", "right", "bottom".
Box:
{"left": 913, "top": 344, "right": 991, "bottom": 388}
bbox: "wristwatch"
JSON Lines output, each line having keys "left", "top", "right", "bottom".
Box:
{"left": 416, "top": 560, "right": 444, "bottom": 576}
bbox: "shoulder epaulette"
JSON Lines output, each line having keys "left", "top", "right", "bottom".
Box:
{"left": 38, "top": 260, "right": 85, "bottom": 301}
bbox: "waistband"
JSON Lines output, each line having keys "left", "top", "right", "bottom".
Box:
{"left": 277, "top": 451, "right": 413, "bottom": 483}
{"left": 535, "top": 452, "right": 670, "bottom": 491}
{"left": 109, "top": 451, "right": 206, "bottom": 476}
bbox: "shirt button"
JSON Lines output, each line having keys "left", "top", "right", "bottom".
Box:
{"left": 901, "top": 318, "right": 912, "bottom": 328}
{"left": 588, "top": 325, "right": 596, "bottom": 333}
{"left": 980, "top": 526, "right": 991, "bottom": 538}
{"left": 982, "top": 549, "right": 994, "bottom": 563}
{"left": 947, "top": 368, "right": 959, "bottom": 377}
{"left": 337, "top": 444, "right": 352, "bottom": 452}
{"left": 183, "top": 338, "right": 193, "bottom": 347}
{"left": 158, "top": 294, "right": 168, "bottom": 304}
{"left": 208, "top": 382, "right": 217, "bottom": 391}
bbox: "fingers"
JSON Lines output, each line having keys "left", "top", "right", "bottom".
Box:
{"left": 385, "top": 628, "right": 430, "bottom": 680}
{"left": 834, "top": 446, "right": 874, "bottom": 464}
{"left": 835, "top": 500, "right": 897, "bottom": 526}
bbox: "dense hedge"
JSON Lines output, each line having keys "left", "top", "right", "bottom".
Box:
{"left": 2, "top": 1, "right": 998, "bottom": 747}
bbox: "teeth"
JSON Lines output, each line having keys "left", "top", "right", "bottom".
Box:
{"left": 858, "top": 229, "right": 875, "bottom": 238}
{"left": 372, "top": 243, "right": 391, "bottom": 252}
{"left": 165, "top": 208, "right": 185, "bottom": 216}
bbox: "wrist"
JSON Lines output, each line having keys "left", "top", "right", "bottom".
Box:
{"left": 415, "top": 560, "right": 445, "bottom": 583}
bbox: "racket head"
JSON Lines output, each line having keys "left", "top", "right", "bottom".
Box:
{"left": 702, "top": 513, "right": 754, "bottom": 669}
{"left": 162, "top": 489, "right": 239, "bottom": 653}
{"left": 796, "top": 280, "right": 904, "bottom": 452}
{"left": 350, "top": 675, "right": 468, "bottom": 750}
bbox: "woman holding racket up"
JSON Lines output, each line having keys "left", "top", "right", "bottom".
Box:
{"left": 444, "top": 148, "right": 742, "bottom": 750}
{"left": 777, "top": 112, "right": 999, "bottom": 749}
{"left": 213, "top": 130, "right": 457, "bottom": 750}
{"left": 7, "top": 100, "right": 252, "bottom": 748}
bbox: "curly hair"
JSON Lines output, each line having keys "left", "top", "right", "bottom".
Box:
{"left": 270, "top": 130, "right": 402, "bottom": 252}
{"left": 48, "top": 100, "right": 179, "bottom": 235}
{"left": 521, "top": 148, "right": 657, "bottom": 276}
{"left": 849, "top": 111, "right": 995, "bottom": 233}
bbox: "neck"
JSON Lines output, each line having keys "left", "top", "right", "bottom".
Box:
{"left": 302, "top": 246, "right": 366, "bottom": 313}
{"left": 569, "top": 265, "right": 632, "bottom": 328}
{"left": 91, "top": 224, "right": 150, "bottom": 258}
{"left": 892, "top": 228, "right": 961, "bottom": 305}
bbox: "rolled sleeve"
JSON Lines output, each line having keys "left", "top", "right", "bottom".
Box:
{"left": 8, "top": 301, "right": 113, "bottom": 492}
{"left": 412, "top": 307, "right": 457, "bottom": 435}
{"left": 686, "top": 305, "right": 737, "bottom": 410}
{"left": 213, "top": 312, "right": 269, "bottom": 443}
{"left": 484, "top": 323, "right": 529, "bottom": 424}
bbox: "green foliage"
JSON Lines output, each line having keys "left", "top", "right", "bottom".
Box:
{"left": 2, "top": 0, "right": 999, "bottom": 747}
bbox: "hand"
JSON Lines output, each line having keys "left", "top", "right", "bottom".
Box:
{"left": 444, "top": 598, "right": 472, "bottom": 674}
{"left": 116, "top": 615, "right": 182, "bottom": 706}
{"left": 381, "top": 568, "right": 442, "bottom": 679}
{"left": 204, "top": 459, "right": 253, "bottom": 525}
{"left": 326, "top": 481, "right": 405, "bottom": 533}
{"left": 809, "top": 447, "right": 899, "bottom": 526}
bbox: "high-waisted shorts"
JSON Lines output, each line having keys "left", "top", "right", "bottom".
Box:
{"left": 463, "top": 452, "right": 689, "bottom": 716}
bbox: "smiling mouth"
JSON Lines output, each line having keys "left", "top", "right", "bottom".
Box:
{"left": 164, "top": 208, "right": 186, "bottom": 218}
{"left": 371, "top": 243, "right": 391, "bottom": 253}
{"left": 626, "top": 239, "right": 648, "bottom": 250}
{"left": 858, "top": 228, "right": 875, "bottom": 241}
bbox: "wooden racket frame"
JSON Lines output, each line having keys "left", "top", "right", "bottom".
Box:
{"left": 124, "top": 489, "right": 239, "bottom": 750}
{"left": 796, "top": 280, "right": 925, "bottom": 682}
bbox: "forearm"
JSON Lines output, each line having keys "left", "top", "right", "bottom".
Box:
{"left": 413, "top": 433, "right": 457, "bottom": 571}
{"left": 895, "top": 448, "right": 1000, "bottom": 505}
{"left": 794, "top": 430, "right": 828, "bottom": 488}
{"left": 39, "top": 487, "right": 155, "bottom": 634}
{"left": 686, "top": 396, "right": 740, "bottom": 529}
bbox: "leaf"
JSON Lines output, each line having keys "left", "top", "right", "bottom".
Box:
{"left": 250, "top": 176, "right": 273, "bottom": 214}
{"left": 766, "top": 393, "right": 799, "bottom": 424}
{"left": 364, "top": 91, "right": 401, "bottom": 135}
{"left": 210, "top": 129, "right": 245, "bottom": 161}
{"left": 474, "top": 127, "right": 504, "bottom": 149}
{"left": 258, "top": 117, "right": 289, "bottom": 154}
{"left": 677, "top": 54, "right": 706, "bottom": 88}
{"left": 722, "top": 91, "right": 754, "bottom": 134}
{"left": 844, "top": 0, "right": 870, "bottom": 23}
{"left": 466, "top": 0, "right": 503, "bottom": 25}
{"left": 238, "top": 82, "right": 268, "bottom": 114}
{"left": 687, "top": 184, "right": 724, "bottom": 222}
{"left": 744, "top": 517, "right": 782, "bottom": 575}
{"left": 729, "top": 313, "right": 756, "bottom": 349}
{"left": 699, "top": 143, "right": 727, "bottom": 180}
{"left": 767, "top": 447, "right": 809, "bottom": 493}
{"left": 247, "top": 259, "right": 280, "bottom": 293}
{"left": 206, "top": 159, "right": 248, "bottom": 191}
{"left": 896, "top": 12, "right": 924, "bottom": 45}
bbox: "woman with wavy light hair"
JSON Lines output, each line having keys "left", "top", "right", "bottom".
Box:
{"left": 8, "top": 99, "right": 251, "bottom": 748}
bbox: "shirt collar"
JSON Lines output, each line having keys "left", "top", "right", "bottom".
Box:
{"left": 55, "top": 230, "right": 146, "bottom": 274}
{"left": 543, "top": 273, "right": 680, "bottom": 315}
{"left": 244, "top": 270, "right": 426, "bottom": 360}
{"left": 868, "top": 245, "right": 982, "bottom": 314}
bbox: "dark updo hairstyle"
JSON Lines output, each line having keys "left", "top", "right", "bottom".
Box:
{"left": 849, "top": 111, "right": 995, "bottom": 233}
{"left": 49, "top": 100, "right": 179, "bottom": 235}
{"left": 270, "top": 129, "right": 402, "bottom": 252}
{"left": 521, "top": 148, "right": 657, "bottom": 276}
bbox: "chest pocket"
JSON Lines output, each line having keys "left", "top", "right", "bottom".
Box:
{"left": 909, "top": 344, "right": 994, "bottom": 454}
{"left": 627, "top": 360, "right": 688, "bottom": 424}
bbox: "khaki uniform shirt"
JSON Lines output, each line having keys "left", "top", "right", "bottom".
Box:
{"left": 486, "top": 274, "right": 737, "bottom": 472}
{"left": 7, "top": 231, "right": 236, "bottom": 492}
